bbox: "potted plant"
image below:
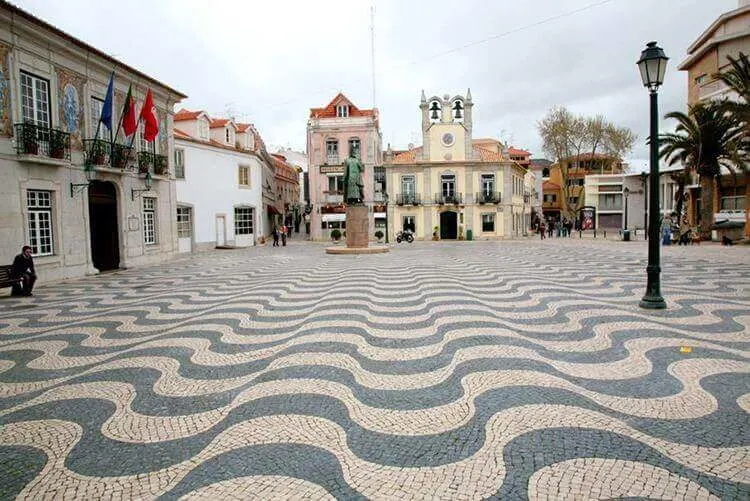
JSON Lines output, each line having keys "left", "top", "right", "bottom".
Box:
{"left": 88, "top": 139, "right": 107, "bottom": 165}
{"left": 331, "top": 229, "right": 342, "bottom": 241}
{"left": 111, "top": 144, "right": 129, "bottom": 169}
{"left": 154, "top": 155, "right": 169, "bottom": 176}
{"left": 137, "top": 151, "right": 151, "bottom": 174}
{"left": 432, "top": 225, "right": 440, "bottom": 241}
{"left": 458, "top": 224, "right": 465, "bottom": 241}
{"left": 49, "top": 129, "right": 67, "bottom": 159}
{"left": 375, "top": 230, "right": 384, "bottom": 242}
{"left": 20, "top": 122, "right": 38, "bottom": 155}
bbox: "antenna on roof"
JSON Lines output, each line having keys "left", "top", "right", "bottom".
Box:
{"left": 370, "top": 5, "right": 376, "bottom": 108}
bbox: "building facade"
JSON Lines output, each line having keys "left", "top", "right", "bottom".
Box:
{"left": 678, "top": 0, "right": 749, "bottom": 238}
{"left": 0, "top": 1, "right": 186, "bottom": 282}
{"left": 173, "top": 109, "right": 269, "bottom": 252}
{"left": 306, "top": 93, "right": 382, "bottom": 241}
{"left": 384, "top": 91, "right": 533, "bottom": 240}
{"left": 541, "top": 154, "right": 627, "bottom": 223}
{"left": 271, "top": 153, "right": 301, "bottom": 233}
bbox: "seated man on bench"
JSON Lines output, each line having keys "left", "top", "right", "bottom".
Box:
{"left": 11, "top": 245, "right": 36, "bottom": 297}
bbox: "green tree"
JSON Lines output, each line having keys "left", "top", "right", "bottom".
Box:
{"left": 659, "top": 101, "right": 745, "bottom": 238}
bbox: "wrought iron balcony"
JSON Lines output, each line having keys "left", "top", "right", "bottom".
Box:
{"left": 82, "top": 139, "right": 135, "bottom": 171}
{"left": 324, "top": 191, "right": 344, "bottom": 204}
{"left": 396, "top": 194, "right": 421, "bottom": 205}
{"left": 475, "top": 191, "right": 501, "bottom": 204}
{"left": 138, "top": 151, "right": 169, "bottom": 176}
{"left": 434, "top": 193, "right": 463, "bottom": 205}
{"left": 14, "top": 122, "right": 70, "bottom": 160}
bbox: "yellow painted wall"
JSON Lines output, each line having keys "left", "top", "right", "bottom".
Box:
{"left": 392, "top": 206, "right": 426, "bottom": 239}
{"left": 427, "top": 123, "right": 466, "bottom": 162}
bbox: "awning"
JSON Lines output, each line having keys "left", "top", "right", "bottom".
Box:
{"left": 322, "top": 213, "right": 346, "bottom": 222}
{"left": 266, "top": 205, "right": 281, "bottom": 215}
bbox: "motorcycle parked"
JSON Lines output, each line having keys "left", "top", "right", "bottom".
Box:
{"left": 396, "top": 229, "right": 414, "bottom": 243}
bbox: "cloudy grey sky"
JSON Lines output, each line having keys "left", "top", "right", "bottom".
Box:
{"left": 15, "top": 0, "right": 739, "bottom": 169}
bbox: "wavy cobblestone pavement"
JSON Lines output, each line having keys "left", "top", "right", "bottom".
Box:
{"left": 0, "top": 239, "right": 748, "bottom": 500}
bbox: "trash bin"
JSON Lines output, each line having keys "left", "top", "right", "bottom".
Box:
{"left": 466, "top": 229, "right": 473, "bottom": 241}
{"left": 622, "top": 229, "right": 631, "bottom": 242}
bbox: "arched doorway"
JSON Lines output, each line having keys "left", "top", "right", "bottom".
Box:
{"left": 440, "top": 211, "right": 458, "bottom": 239}
{"left": 88, "top": 181, "right": 120, "bottom": 271}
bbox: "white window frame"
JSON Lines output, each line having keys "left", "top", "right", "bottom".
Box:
{"left": 238, "top": 165, "right": 250, "bottom": 186}
{"left": 90, "top": 96, "right": 104, "bottom": 139}
{"left": 20, "top": 71, "right": 51, "bottom": 127}
{"left": 481, "top": 213, "right": 495, "bottom": 232}
{"left": 441, "top": 174, "right": 455, "bottom": 198}
{"left": 174, "top": 148, "right": 185, "bottom": 179}
{"left": 401, "top": 175, "right": 416, "bottom": 196}
{"left": 177, "top": 206, "right": 192, "bottom": 238}
{"left": 336, "top": 105, "right": 349, "bottom": 117}
{"left": 348, "top": 137, "right": 360, "bottom": 157}
{"left": 327, "top": 174, "right": 344, "bottom": 193}
{"left": 234, "top": 207, "right": 254, "bottom": 235}
{"left": 27, "top": 190, "right": 54, "bottom": 256}
{"left": 481, "top": 174, "right": 495, "bottom": 196}
{"left": 199, "top": 119, "right": 209, "bottom": 139}
{"left": 143, "top": 197, "right": 157, "bottom": 245}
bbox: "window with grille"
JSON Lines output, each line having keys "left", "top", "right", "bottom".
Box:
{"left": 143, "top": 197, "right": 157, "bottom": 244}
{"left": 482, "top": 213, "right": 495, "bottom": 232}
{"left": 177, "top": 206, "right": 192, "bottom": 238}
{"left": 238, "top": 165, "right": 249, "bottom": 186}
{"left": 20, "top": 72, "right": 50, "bottom": 127}
{"left": 234, "top": 207, "right": 254, "bottom": 235}
{"left": 27, "top": 190, "right": 53, "bottom": 256}
{"left": 174, "top": 149, "right": 185, "bottom": 179}
{"left": 90, "top": 96, "right": 104, "bottom": 139}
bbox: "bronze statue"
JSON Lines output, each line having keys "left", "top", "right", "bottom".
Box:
{"left": 343, "top": 149, "right": 364, "bottom": 204}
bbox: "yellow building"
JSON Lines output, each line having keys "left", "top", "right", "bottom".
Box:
{"left": 384, "top": 90, "right": 533, "bottom": 240}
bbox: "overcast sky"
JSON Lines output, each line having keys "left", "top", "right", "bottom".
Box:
{"left": 16, "top": 0, "right": 739, "bottom": 169}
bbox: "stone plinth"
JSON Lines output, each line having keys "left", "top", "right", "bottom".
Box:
{"left": 346, "top": 205, "right": 369, "bottom": 248}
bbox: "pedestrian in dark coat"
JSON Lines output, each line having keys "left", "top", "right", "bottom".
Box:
{"left": 272, "top": 226, "right": 280, "bottom": 247}
{"left": 11, "top": 245, "right": 36, "bottom": 296}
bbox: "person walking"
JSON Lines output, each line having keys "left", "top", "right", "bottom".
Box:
{"left": 281, "top": 224, "right": 288, "bottom": 246}
{"left": 272, "top": 226, "right": 280, "bottom": 247}
{"left": 539, "top": 220, "right": 546, "bottom": 240}
{"left": 11, "top": 245, "right": 36, "bottom": 297}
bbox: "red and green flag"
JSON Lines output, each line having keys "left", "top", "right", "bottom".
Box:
{"left": 121, "top": 85, "right": 137, "bottom": 137}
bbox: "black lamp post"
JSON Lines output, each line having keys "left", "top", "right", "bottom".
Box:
{"left": 623, "top": 187, "right": 630, "bottom": 231}
{"left": 131, "top": 171, "right": 154, "bottom": 201}
{"left": 384, "top": 192, "right": 390, "bottom": 243}
{"left": 640, "top": 171, "right": 648, "bottom": 239}
{"left": 637, "top": 41, "right": 668, "bottom": 310}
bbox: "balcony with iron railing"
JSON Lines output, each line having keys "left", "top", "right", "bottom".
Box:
{"left": 475, "top": 191, "right": 501, "bottom": 204}
{"left": 396, "top": 193, "right": 421, "bottom": 205}
{"left": 138, "top": 151, "right": 169, "bottom": 176}
{"left": 83, "top": 139, "right": 135, "bottom": 171}
{"left": 14, "top": 122, "right": 71, "bottom": 161}
{"left": 434, "top": 192, "right": 463, "bottom": 205}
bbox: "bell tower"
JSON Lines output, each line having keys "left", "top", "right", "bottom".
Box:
{"left": 420, "top": 90, "right": 473, "bottom": 162}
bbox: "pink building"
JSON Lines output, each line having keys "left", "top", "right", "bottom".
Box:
{"left": 306, "top": 94, "right": 383, "bottom": 241}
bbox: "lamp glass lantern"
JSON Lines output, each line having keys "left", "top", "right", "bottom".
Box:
{"left": 637, "top": 41, "right": 669, "bottom": 91}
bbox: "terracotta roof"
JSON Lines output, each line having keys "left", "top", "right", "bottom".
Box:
{"left": 543, "top": 180, "right": 561, "bottom": 190}
{"left": 508, "top": 147, "right": 530, "bottom": 156}
{"left": 174, "top": 109, "right": 204, "bottom": 121}
{"left": 236, "top": 123, "right": 252, "bottom": 133}
{"left": 473, "top": 146, "right": 504, "bottom": 162}
{"left": 309, "top": 92, "right": 376, "bottom": 118}
{"left": 392, "top": 147, "right": 422, "bottom": 164}
{"left": 210, "top": 119, "right": 232, "bottom": 129}
{"left": 173, "top": 128, "right": 191, "bottom": 139}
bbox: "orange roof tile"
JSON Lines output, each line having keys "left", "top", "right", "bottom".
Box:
{"left": 543, "top": 180, "right": 561, "bottom": 190}
{"left": 309, "top": 92, "right": 376, "bottom": 118}
{"left": 508, "top": 147, "right": 530, "bottom": 156}
{"left": 174, "top": 109, "right": 203, "bottom": 121}
{"left": 236, "top": 123, "right": 252, "bottom": 133}
{"left": 473, "top": 146, "right": 504, "bottom": 162}
{"left": 392, "top": 147, "right": 422, "bottom": 164}
{"left": 210, "top": 119, "right": 231, "bottom": 129}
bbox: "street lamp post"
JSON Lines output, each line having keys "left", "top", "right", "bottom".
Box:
{"left": 637, "top": 41, "right": 668, "bottom": 309}
{"left": 640, "top": 171, "right": 648, "bottom": 239}
{"left": 384, "top": 192, "right": 390, "bottom": 244}
{"left": 623, "top": 187, "right": 630, "bottom": 231}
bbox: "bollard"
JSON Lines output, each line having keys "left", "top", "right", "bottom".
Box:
{"left": 604, "top": 230, "right": 607, "bottom": 239}
{"left": 579, "top": 230, "right": 582, "bottom": 239}
{"left": 594, "top": 229, "right": 597, "bottom": 238}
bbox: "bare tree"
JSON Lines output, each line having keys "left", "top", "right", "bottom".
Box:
{"left": 538, "top": 107, "right": 636, "bottom": 219}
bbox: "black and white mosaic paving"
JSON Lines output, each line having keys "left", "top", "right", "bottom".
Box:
{"left": 0, "top": 239, "right": 748, "bottom": 500}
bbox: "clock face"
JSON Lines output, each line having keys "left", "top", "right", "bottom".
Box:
{"left": 441, "top": 132, "right": 455, "bottom": 146}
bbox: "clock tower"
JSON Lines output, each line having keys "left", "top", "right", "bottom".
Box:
{"left": 420, "top": 89, "right": 473, "bottom": 162}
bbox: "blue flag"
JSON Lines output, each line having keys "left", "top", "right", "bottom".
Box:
{"left": 100, "top": 72, "right": 114, "bottom": 131}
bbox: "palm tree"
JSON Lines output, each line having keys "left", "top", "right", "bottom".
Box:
{"left": 659, "top": 101, "right": 745, "bottom": 239}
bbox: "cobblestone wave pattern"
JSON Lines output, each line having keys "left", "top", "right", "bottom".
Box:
{"left": 0, "top": 241, "right": 748, "bottom": 500}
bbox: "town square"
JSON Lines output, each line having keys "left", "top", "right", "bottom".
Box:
{"left": 0, "top": 0, "right": 749, "bottom": 499}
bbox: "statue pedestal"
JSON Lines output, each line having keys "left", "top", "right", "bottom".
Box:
{"left": 325, "top": 205, "right": 389, "bottom": 255}
{"left": 346, "top": 205, "right": 369, "bottom": 248}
